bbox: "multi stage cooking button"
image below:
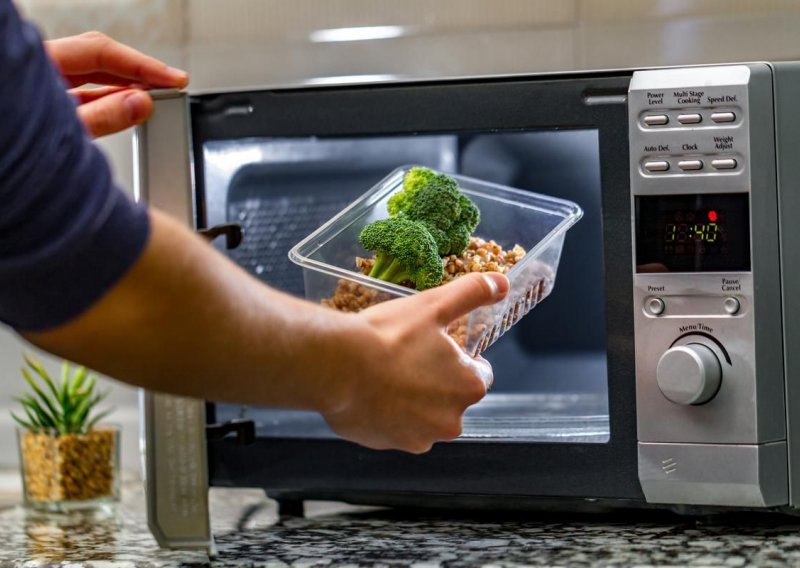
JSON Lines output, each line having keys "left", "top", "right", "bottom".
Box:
{"left": 643, "top": 114, "right": 669, "bottom": 126}
{"left": 644, "top": 161, "right": 670, "bottom": 172}
{"left": 711, "top": 111, "right": 736, "bottom": 123}
{"left": 678, "top": 160, "right": 703, "bottom": 171}
{"left": 711, "top": 158, "right": 738, "bottom": 170}
{"left": 677, "top": 113, "right": 702, "bottom": 124}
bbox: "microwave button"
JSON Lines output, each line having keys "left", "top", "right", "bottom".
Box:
{"left": 711, "top": 111, "right": 736, "bottom": 123}
{"left": 646, "top": 297, "right": 666, "bottom": 316}
{"left": 678, "top": 160, "right": 704, "bottom": 171}
{"left": 644, "top": 160, "right": 670, "bottom": 172}
{"left": 677, "top": 113, "right": 702, "bottom": 124}
{"left": 723, "top": 297, "right": 741, "bottom": 315}
{"left": 711, "top": 158, "right": 738, "bottom": 170}
{"left": 643, "top": 114, "right": 669, "bottom": 126}
{"left": 656, "top": 343, "right": 722, "bottom": 405}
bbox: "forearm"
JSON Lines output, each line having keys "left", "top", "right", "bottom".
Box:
{"left": 23, "top": 208, "right": 359, "bottom": 414}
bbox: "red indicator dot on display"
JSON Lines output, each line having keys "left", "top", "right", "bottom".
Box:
{"left": 708, "top": 210, "right": 718, "bottom": 222}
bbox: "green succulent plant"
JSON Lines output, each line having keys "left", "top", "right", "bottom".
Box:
{"left": 11, "top": 355, "right": 112, "bottom": 435}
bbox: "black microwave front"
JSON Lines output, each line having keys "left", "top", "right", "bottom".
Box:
{"left": 136, "top": 62, "right": 800, "bottom": 550}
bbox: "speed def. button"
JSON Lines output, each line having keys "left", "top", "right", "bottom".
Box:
{"left": 711, "top": 111, "right": 736, "bottom": 123}
{"left": 644, "top": 161, "right": 670, "bottom": 172}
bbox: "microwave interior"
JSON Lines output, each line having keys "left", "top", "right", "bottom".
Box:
{"left": 204, "top": 130, "right": 609, "bottom": 442}
{"left": 193, "top": 76, "right": 639, "bottom": 502}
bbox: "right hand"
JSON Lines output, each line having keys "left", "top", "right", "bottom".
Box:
{"left": 323, "top": 272, "right": 510, "bottom": 454}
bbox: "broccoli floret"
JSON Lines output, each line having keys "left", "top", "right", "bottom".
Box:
{"left": 443, "top": 195, "right": 481, "bottom": 254}
{"left": 389, "top": 168, "right": 481, "bottom": 257}
{"left": 358, "top": 216, "right": 444, "bottom": 290}
{"left": 405, "top": 177, "right": 461, "bottom": 230}
{"left": 387, "top": 167, "right": 437, "bottom": 216}
{"left": 458, "top": 194, "right": 481, "bottom": 233}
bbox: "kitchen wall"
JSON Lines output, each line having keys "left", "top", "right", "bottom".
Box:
{"left": 2, "top": 0, "right": 799, "bottom": 472}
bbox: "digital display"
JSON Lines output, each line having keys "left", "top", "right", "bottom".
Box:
{"left": 636, "top": 193, "right": 750, "bottom": 273}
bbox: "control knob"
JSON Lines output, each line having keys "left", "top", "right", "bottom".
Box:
{"left": 656, "top": 343, "right": 722, "bottom": 405}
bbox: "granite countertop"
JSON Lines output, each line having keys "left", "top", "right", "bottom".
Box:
{"left": 2, "top": 472, "right": 800, "bottom": 567}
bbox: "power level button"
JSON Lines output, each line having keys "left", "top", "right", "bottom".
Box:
{"left": 647, "top": 297, "right": 666, "bottom": 316}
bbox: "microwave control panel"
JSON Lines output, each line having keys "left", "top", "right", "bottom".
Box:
{"left": 628, "top": 64, "right": 786, "bottom": 507}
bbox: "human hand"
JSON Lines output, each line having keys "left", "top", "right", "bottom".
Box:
{"left": 324, "top": 272, "right": 510, "bottom": 454}
{"left": 45, "top": 32, "right": 189, "bottom": 137}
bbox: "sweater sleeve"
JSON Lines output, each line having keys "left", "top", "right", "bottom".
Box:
{"left": 0, "top": 1, "right": 151, "bottom": 331}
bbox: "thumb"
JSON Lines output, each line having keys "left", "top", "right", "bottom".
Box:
{"left": 414, "top": 272, "right": 510, "bottom": 326}
{"left": 76, "top": 89, "right": 153, "bottom": 137}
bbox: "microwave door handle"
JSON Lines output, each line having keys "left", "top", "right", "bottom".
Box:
{"left": 197, "top": 223, "right": 243, "bottom": 250}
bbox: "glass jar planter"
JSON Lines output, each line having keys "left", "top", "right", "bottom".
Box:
{"left": 17, "top": 425, "right": 120, "bottom": 512}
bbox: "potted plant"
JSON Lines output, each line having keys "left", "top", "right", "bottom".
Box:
{"left": 11, "top": 355, "right": 119, "bottom": 512}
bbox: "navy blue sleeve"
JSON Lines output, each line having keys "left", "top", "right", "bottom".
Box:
{"left": 0, "top": 1, "right": 151, "bottom": 331}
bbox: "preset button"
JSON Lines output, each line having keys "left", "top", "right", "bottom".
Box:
{"left": 647, "top": 297, "right": 666, "bottom": 316}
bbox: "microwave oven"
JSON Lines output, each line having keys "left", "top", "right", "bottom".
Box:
{"left": 135, "top": 62, "right": 800, "bottom": 550}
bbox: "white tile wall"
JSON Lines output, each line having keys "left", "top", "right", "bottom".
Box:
{"left": 3, "top": 0, "right": 800, "bottom": 472}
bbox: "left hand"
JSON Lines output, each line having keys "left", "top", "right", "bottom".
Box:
{"left": 45, "top": 31, "right": 189, "bottom": 137}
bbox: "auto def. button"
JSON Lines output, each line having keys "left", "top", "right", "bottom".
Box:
{"left": 644, "top": 161, "right": 670, "bottom": 172}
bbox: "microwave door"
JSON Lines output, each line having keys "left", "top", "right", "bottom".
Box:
{"left": 194, "top": 74, "right": 642, "bottom": 510}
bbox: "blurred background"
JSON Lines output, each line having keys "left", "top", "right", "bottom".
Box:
{"left": 1, "top": 0, "right": 799, "bottom": 471}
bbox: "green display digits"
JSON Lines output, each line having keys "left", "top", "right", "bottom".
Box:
{"left": 665, "top": 222, "right": 718, "bottom": 244}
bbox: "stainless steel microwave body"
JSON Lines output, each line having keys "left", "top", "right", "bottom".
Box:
{"left": 135, "top": 62, "right": 800, "bottom": 550}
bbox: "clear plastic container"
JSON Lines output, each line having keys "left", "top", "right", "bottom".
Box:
{"left": 289, "top": 166, "right": 583, "bottom": 356}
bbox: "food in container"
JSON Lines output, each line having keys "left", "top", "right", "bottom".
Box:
{"left": 289, "top": 166, "right": 582, "bottom": 355}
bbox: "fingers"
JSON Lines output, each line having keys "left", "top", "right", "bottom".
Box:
{"left": 62, "top": 72, "right": 152, "bottom": 88}
{"left": 416, "top": 272, "right": 510, "bottom": 327}
{"left": 467, "top": 355, "right": 494, "bottom": 392}
{"left": 46, "top": 32, "right": 188, "bottom": 89}
{"left": 69, "top": 85, "right": 127, "bottom": 104}
{"left": 76, "top": 89, "right": 153, "bottom": 137}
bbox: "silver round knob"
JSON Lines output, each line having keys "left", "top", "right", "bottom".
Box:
{"left": 656, "top": 343, "right": 722, "bottom": 405}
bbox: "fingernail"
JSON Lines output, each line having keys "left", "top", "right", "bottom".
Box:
{"left": 165, "top": 66, "right": 189, "bottom": 86}
{"left": 482, "top": 273, "right": 508, "bottom": 301}
{"left": 124, "top": 91, "right": 149, "bottom": 122}
{"left": 482, "top": 274, "right": 499, "bottom": 299}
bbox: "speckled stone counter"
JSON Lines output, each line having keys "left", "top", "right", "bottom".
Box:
{"left": 2, "top": 474, "right": 800, "bottom": 567}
